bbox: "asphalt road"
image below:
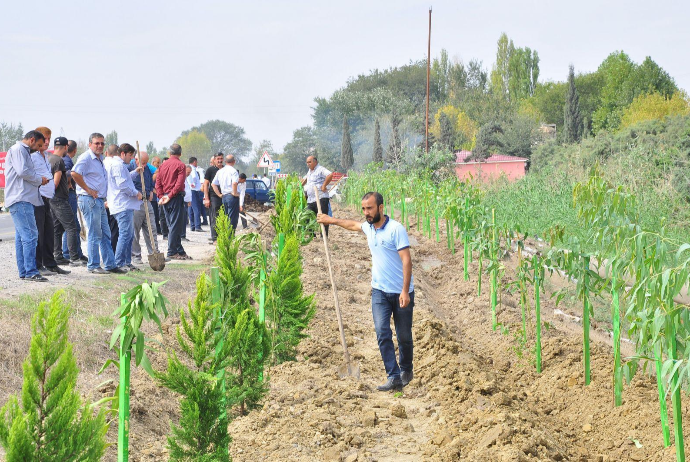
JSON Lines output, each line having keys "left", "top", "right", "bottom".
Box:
{"left": 0, "top": 213, "right": 15, "bottom": 240}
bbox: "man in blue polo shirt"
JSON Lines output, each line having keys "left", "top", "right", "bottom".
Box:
{"left": 317, "top": 191, "right": 414, "bottom": 392}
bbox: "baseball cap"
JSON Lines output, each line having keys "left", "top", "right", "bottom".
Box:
{"left": 54, "top": 137, "right": 68, "bottom": 147}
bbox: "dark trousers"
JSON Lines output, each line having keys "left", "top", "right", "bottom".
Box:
{"left": 160, "top": 201, "right": 169, "bottom": 237}
{"left": 182, "top": 206, "right": 188, "bottom": 239}
{"left": 307, "top": 197, "right": 331, "bottom": 236}
{"left": 371, "top": 289, "right": 414, "bottom": 379}
{"left": 63, "top": 190, "right": 84, "bottom": 259}
{"left": 107, "top": 208, "right": 119, "bottom": 254}
{"left": 200, "top": 195, "right": 208, "bottom": 225}
{"left": 222, "top": 194, "right": 240, "bottom": 230}
{"left": 50, "top": 197, "right": 80, "bottom": 262}
{"left": 209, "top": 198, "right": 222, "bottom": 241}
{"left": 163, "top": 194, "right": 186, "bottom": 256}
{"left": 34, "top": 197, "right": 57, "bottom": 268}
{"left": 151, "top": 198, "right": 162, "bottom": 235}
{"left": 190, "top": 190, "right": 203, "bottom": 230}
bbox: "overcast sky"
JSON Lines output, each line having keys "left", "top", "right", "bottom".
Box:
{"left": 1, "top": 0, "right": 688, "bottom": 154}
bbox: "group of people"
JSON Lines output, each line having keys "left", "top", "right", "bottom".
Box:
{"left": 3, "top": 129, "right": 261, "bottom": 281}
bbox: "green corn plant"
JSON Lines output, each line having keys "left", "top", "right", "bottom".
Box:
{"left": 0, "top": 292, "right": 109, "bottom": 462}
{"left": 156, "top": 274, "right": 232, "bottom": 462}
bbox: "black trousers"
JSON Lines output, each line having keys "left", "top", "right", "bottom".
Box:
{"left": 107, "top": 208, "right": 119, "bottom": 253}
{"left": 159, "top": 201, "right": 169, "bottom": 237}
{"left": 209, "top": 198, "right": 222, "bottom": 241}
{"left": 307, "top": 197, "right": 330, "bottom": 236}
{"left": 50, "top": 197, "right": 80, "bottom": 262}
{"left": 163, "top": 194, "right": 186, "bottom": 256}
{"left": 151, "top": 199, "right": 162, "bottom": 235}
{"left": 34, "top": 197, "right": 57, "bottom": 268}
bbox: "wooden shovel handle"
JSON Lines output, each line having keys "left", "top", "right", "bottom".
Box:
{"left": 314, "top": 187, "right": 352, "bottom": 365}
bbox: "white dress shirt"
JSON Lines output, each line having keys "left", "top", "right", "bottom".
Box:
{"left": 31, "top": 151, "right": 56, "bottom": 199}
{"left": 303, "top": 164, "right": 332, "bottom": 203}
{"left": 212, "top": 165, "right": 239, "bottom": 196}
{"left": 106, "top": 156, "right": 141, "bottom": 214}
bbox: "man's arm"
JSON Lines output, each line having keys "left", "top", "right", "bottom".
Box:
{"left": 316, "top": 213, "right": 362, "bottom": 232}
{"left": 398, "top": 247, "right": 412, "bottom": 308}
{"left": 321, "top": 172, "right": 334, "bottom": 191}
{"left": 212, "top": 183, "right": 223, "bottom": 198}
{"left": 71, "top": 171, "right": 98, "bottom": 199}
{"left": 53, "top": 170, "right": 62, "bottom": 190}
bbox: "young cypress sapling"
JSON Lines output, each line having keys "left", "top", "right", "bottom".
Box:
{"left": 0, "top": 292, "right": 108, "bottom": 462}
{"left": 156, "top": 274, "right": 233, "bottom": 462}
{"left": 267, "top": 234, "right": 316, "bottom": 363}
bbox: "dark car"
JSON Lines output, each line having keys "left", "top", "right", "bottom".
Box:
{"left": 244, "top": 179, "right": 272, "bottom": 204}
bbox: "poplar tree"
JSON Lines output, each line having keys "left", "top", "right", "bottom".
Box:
{"left": 373, "top": 119, "right": 383, "bottom": 163}
{"left": 564, "top": 65, "right": 583, "bottom": 143}
{"left": 0, "top": 293, "right": 108, "bottom": 462}
{"left": 386, "top": 113, "right": 403, "bottom": 167}
{"left": 341, "top": 116, "right": 354, "bottom": 171}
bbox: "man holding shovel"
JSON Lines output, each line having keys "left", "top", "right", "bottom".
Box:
{"left": 317, "top": 192, "right": 414, "bottom": 391}
{"left": 131, "top": 151, "right": 159, "bottom": 265}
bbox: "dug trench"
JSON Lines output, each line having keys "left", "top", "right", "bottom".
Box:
{"left": 0, "top": 205, "right": 684, "bottom": 461}
{"left": 225, "top": 206, "right": 684, "bottom": 461}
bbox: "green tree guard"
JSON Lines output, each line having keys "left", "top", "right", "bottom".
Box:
{"left": 583, "top": 256, "right": 591, "bottom": 385}
{"left": 534, "top": 255, "right": 542, "bottom": 374}
{"left": 612, "top": 271, "right": 622, "bottom": 407}
{"left": 118, "top": 293, "right": 130, "bottom": 462}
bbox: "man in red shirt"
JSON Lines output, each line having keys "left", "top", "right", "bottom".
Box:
{"left": 155, "top": 144, "right": 190, "bottom": 259}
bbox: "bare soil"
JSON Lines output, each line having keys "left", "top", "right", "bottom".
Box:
{"left": 0, "top": 205, "right": 686, "bottom": 461}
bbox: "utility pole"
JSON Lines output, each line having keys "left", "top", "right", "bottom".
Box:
{"left": 425, "top": 7, "right": 432, "bottom": 154}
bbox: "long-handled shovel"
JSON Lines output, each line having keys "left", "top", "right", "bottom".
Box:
{"left": 314, "top": 186, "right": 360, "bottom": 378}
{"left": 137, "top": 141, "right": 165, "bottom": 271}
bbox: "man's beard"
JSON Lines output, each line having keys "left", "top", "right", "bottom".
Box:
{"left": 366, "top": 211, "right": 381, "bottom": 224}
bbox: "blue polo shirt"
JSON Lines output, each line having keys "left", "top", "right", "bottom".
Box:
{"left": 361, "top": 216, "right": 414, "bottom": 294}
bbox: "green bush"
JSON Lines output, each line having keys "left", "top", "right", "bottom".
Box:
{"left": 0, "top": 292, "right": 108, "bottom": 462}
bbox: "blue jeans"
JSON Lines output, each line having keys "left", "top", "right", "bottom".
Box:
{"left": 9, "top": 202, "right": 39, "bottom": 278}
{"left": 78, "top": 196, "right": 116, "bottom": 271}
{"left": 190, "top": 190, "right": 203, "bottom": 230}
{"left": 222, "top": 194, "right": 240, "bottom": 230}
{"left": 113, "top": 210, "right": 134, "bottom": 267}
{"left": 63, "top": 191, "right": 84, "bottom": 259}
{"left": 371, "top": 288, "right": 414, "bottom": 379}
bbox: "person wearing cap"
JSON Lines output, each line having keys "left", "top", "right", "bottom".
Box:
{"left": 31, "top": 127, "right": 70, "bottom": 275}
{"left": 131, "top": 151, "right": 159, "bottom": 265}
{"left": 72, "top": 133, "right": 126, "bottom": 274}
{"left": 156, "top": 143, "right": 190, "bottom": 260}
{"left": 61, "top": 140, "right": 87, "bottom": 262}
{"left": 211, "top": 154, "right": 240, "bottom": 230}
{"left": 106, "top": 143, "right": 143, "bottom": 271}
{"left": 301, "top": 155, "right": 333, "bottom": 236}
{"left": 203, "top": 152, "right": 224, "bottom": 243}
{"left": 5, "top": 130, "right": 51, "bottom": 282}
{"left": 48, "top": 137, "right": 84, "bottom": 267}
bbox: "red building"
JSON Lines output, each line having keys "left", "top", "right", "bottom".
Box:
{"left": 454, "top": 150, "right": 528, "bottom": 182}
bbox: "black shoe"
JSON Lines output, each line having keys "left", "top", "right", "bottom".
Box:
{"left": 194, "top": 228, "right": 205, "bottom": 232}
{"left": 79, "top": 255, "right": 89, "bottom": 262}
{"left": 201, "top": 222, "right": 208, "bottom": 226}
{"left": 69, "top": 260, "right": 87, "bottom": 267}
{"left": 127, "top": 264, "right": 140, "bottom": 271}
{"left": 26, "top": 274, "right": 49, "bottom": 282}
{"left": 88, "top": 267, "right": 108, "bottom": 274}
{"left": 55, "top": 257, "right": 71, "bottom": 265}
{"left": 181, "top": 237, "right": 190, "bottom": 242}
{"left": 47, "top": 266, "right": 71, "bottom": 275}
{"left": 38, "top": 266, "right": 52, "bottom": 276}
{"left": 401, "top": 371, "right": 414, "bottom": 387}
{"left": 107, "top": 267, "right": 128, "bottom": 274}
{"left": 377, "top": 377, "right": 403, "bottom": 392}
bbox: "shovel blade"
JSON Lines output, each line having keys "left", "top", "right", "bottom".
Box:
{"left": 148, "top": 252, "right": 166, "bottom": 272}
{"left": 337, "top": 361, "right": 360, "bottom": 379}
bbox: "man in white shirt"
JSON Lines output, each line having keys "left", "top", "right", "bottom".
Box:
{"left": 105, "top": 143, "right": 143, "bottom": 271}
{"left": 261, "top": 174, "right": 271, "bottom": 188}
{"left": 211, "top": 154, "right": 240, "bottom": 230}
{"left": 301, "top": 155, "right": 333, "bottom": 236}
{"left": 31, "top": 126, "right": 70, "bottom": 275}
{"left": 187, "top": 157, "right": 204, "bottom": 231}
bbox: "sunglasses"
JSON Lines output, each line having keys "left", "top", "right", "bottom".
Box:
{"left": 93, "top": 142, "right": 105, "bottom": 146}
